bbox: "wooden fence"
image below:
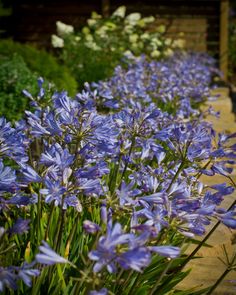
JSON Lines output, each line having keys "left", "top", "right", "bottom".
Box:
{"left": 0, "top": 0, "right": 229, "bottom": 77}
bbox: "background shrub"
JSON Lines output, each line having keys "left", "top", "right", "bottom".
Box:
{"left": 0, "top": 39, "right": 78, "bottom": 94}
{"left": 0, "top": 54, "right": 38, "bottom": 121}
{"left": 52, "top": 7, "right": 185, "bottom": 88}
{"left": 0, "top": 39, "right": 78, "bottom": 121}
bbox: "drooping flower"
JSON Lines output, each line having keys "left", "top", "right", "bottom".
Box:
{"left": 0, "top": 160, "right": 17, "bottom": 193}
{"left": 36, "top": 241, "right": 69, "bottom": 265}
{"left": 83, "top": 220, "right": 101, "bottom": 234}
{"left": 8, "top": 218, "right": 30, "bottom": 235}
{"left": 149, "top": 246, "right": 180, "bottom": 258}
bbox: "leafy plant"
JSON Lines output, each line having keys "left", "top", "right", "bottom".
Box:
{"left": 0, "top": 39, "right": 78, "bottom": 95}
{"left": 52, "top": 6, "right": 185, "bottom": 88}
{"left": 0, "top": 54, "right": 38, "bottom": 121}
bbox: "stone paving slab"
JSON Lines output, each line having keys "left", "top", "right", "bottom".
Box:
{"left": 178, "top": 88, "right": 236, "bottom": 294}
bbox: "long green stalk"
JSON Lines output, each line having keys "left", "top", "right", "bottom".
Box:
{"left": 149, "top": 259, "right": 173, "bottom": 295}
{"left": 179, "top": 198, "right": 236, "bottom": 271}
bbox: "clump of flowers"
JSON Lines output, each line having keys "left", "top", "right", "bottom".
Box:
{"left": 0, "top": 53, "right": 235, "bottom": 294}
{"left": 52, "top": 6, "right": 185, "bottom": 87}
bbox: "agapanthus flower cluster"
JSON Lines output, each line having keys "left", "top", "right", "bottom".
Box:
{"left": 92, "top": 52, "right": 221, "bottom": 116}
{"left": 0, "top": 52, "right": 235, "bottom": 294}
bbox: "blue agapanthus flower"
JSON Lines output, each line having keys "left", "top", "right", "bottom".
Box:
{"left": 88, "top": 222, "right": 131, "bottom": 273}
{"left": 0, "top": 160, "right": 17, "bottom": 193}
{"left": 36, "top": 241, "right": 69, "bottom": 265}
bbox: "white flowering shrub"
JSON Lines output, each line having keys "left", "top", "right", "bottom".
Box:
{"left": 52, "top": 6, "right": 185, "bottom": 87}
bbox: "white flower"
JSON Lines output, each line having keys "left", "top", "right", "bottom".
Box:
{"left": 157, "top": 25, "right": 166, "bottom": 34}
{"left": 172, "top": 39, "right": 185, "bottom": 48}
{"left": 124, "top": 25, "right": 134, "bottom": 34}
{"left": 51, "top": 34, "right": 64, "bottom": 48}
{"left": 129, "top": 34, "right": 139, "bottom": 43}
{"left": 56, "top": 21, "right": 74, "bottom": 36}
{"left": 85, "top": 41, "right": 101, "bottom": 51}
{"left": 95, "top": 26, "right": 108, "bottom": 38}
{"left": 87, "top": 19, "right": 97, "bottom": 27}
{"left": 137, "top": 19, "right": 146, "bottom": 28}
{"left": 85, "top": 34, "right": 93, "bottom": 42}
{"left": 140, "top": 33, "right": 150, "bottom": 40}
{"left": 142, "top": 16, "right": 155, "bottom": 23}
{"left": 150, "top": 38, "right": 163, "bottom": 49}
{"left": 112, "top": 6, "right": 126, "bottom": 18}
{"left": 91, "top": 11, "right": 102, "bottom": 19}
{"left": 165, "top": 38, "right": 172, "bottom": 46}
{"left": 151, "top": 50, "right": 161, "bottom": 58}
{"left": 82, "top": 26, "right": 90, "bottom": 35}
{"left": 75, "top": 36, "right": 81, "bottom": 42}
{"left": 164, "top": 48, "right": 174, "bottom": 57}
{"left": 154, "top": 38, "right": 163, "bottom": 46}
{"left": 123, "top": 50, "right": 133, "bottom": 57}
{"left": 104, "top": 21, "right": 117, "bottom": 31}
{"left": 125, "top": 12, "right": 141, "bottom": 25}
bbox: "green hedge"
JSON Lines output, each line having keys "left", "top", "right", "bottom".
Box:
{"left": 0, "top": 39, "right": 78, "bottom": 95}
{"left": 0, "top": 39, "right": 78, "bottom": 121}
{"left": 0, "top": 54, "right": 38, "bottom": 121}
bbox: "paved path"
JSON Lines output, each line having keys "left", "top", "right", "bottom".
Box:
{"left": 178, "top": 88, "right": 236, "bottom": 294}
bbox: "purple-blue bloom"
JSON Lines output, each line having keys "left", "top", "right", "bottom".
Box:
{"left": 83, "top": 220, "right": 101, "bottom": 234}
{"left": 117, "top": 247, "right": 151, "bottom": 272}
{"left": 149, "top": 246, "right": 180, "bottom": 258}
{"left": 0, "top": 161, "right": 17, "bottom": 193}
{"left": 36, "top": 241, "right": 69, "bottom": 265}
{"left": 88, "top": 222, "right": 131, "bottom": 273}
{"left": 89, "top": 288, "right": 108, "bottom": 295}
{"left": 8, "top": 218, "right": 30, "bottom": 235}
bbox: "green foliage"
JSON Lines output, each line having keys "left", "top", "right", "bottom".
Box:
{"left": 0, "top": 54, "right": 37, "bottom": 121}
{"left": 0, "top": 39, "right": 78, "bottom": 95}
{"left": 61, "top": 39, "right": 120, "bottom": 88}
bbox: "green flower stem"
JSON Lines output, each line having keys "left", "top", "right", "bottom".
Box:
{"left": 37, "top": 193, "right": 42, "bottom": 243}
{"left": 45, "top": 204, "right": 55, "bottom": 240}
{"left": 55, "top": 208, "right": 66, "bottom": 253}
{"left": 206, "top": 250, "right": 236, "bottom": 294}
{"left": 194, "top": 159, "right": 212, "bottom": 180}
{"left": 206, "top": 268, "right": 231, "bottom": 294}
{"left": 149, "top": 259, "right": 173, "bottom": 295}
{"left": 127, "top": 272, "right": 141, "bottom": 295}
{"left": 65, "top": 212, "right": 80, "bottom": 257}
{"left": 36, "top": 138, "right": 41, "bottom": 159}
{"left": 118, "top": 135, "right": 136, "bottom": 187}
{"left": 115, "top": 270, "right": 134, "bottom": 294}
{"left": 0, "top": 243, "right": 16, "bottom": 255}
{"left": 74, "top": 263, "right": 94, "bottom": 295}
{"left": 227, "top": 175, "right": 236, "bottom": 187}
{"left": 109, "top": 152, "right": 122, "bottom": 196}
{"left": 179, "top": 198, "right": 236, "bottom": 271}
{"left": 166, "top": 160, "right": 186, "bottom": 193}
